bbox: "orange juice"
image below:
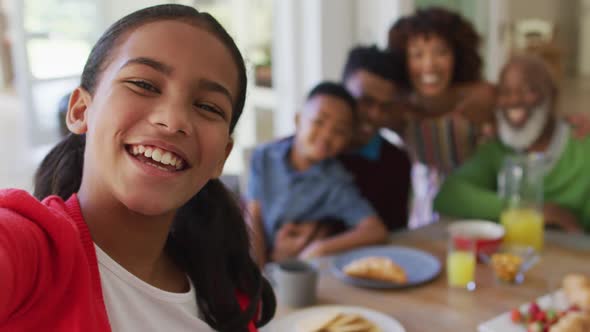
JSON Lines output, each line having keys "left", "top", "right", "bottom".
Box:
{"left": 447, "top": 251, "right": 476, "bottom": 287}
{"left": 500, "top": 208, "right": 544, "bottom": 251}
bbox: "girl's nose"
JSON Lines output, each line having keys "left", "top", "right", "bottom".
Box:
{"left": 150, "top": 100, "right": 191, "bottom": 135}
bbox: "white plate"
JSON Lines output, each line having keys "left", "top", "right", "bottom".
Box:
{"left": 261, "top": 305, "right": 406, "bottom": 332}
{"left": 478, "top": 290, "right": 569, "bottom": 332}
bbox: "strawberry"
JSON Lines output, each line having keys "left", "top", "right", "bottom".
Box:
{"left": 567, "top": 304, "right": 580, "bottom": 312}
{"left": 510, "top": 309, "right": 522, "bottom": 323}
{"left": 534, "top": 310, "right": 546, "bottom": 323}
{"left": 529, "top": 302, "right": 541, "bottom": 317}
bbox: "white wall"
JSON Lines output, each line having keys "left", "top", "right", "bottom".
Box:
{"left": 272, "top": 0, "right": 411, "bottom": 137}
{"left": 356, "top": 0, "right": 413, "bottom": 48}
{"left": 103, "top": 0, "right": 166, "bottom": 25}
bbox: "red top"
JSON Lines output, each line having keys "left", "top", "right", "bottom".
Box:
{"left": 0, "top": 189, "right": 256, "bottom": 331}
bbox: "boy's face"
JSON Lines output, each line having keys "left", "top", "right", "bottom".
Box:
{"left": 295, "top": 95, "right": 354, "bottom": 163}
{"left": 344, "top": 70, "right": 397, "bottom": 144}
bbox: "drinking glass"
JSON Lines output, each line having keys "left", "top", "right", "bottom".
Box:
{"left": 498, "top": 154, "right": 544, "bottom": 251}
{"left": 447, "top": 235, "right": 476, "bottom": 291}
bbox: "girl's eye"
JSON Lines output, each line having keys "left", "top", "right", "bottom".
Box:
{"left": 196, "top": 103, "right": 227, "bottom": 120}
{"left": 129, "top": 80, "right": 160, "bottom": 93}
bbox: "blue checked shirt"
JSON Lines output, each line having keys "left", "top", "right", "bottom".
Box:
{"left": 246, "top": 137, "right": 376, "bottom": 247}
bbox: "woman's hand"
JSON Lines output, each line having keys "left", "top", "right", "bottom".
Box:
{"left": 563, "top": 113, "right": 590, "bottom": 139}
{"left": 455, "top": 81, "right": 497, "bottom": 124}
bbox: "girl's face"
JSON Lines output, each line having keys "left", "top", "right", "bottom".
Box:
{"left": 407, "top": 34, "right": 454, "bottom": 97}
{"left": 69, "top": 20, "right": 238, "bottom": 216}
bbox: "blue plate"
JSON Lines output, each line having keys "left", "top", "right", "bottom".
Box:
{"left": 330, "top": 246, "right": 442, "bottom": 289}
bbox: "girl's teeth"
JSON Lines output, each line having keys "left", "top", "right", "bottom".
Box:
{"left": 161, "top": 151, "right": 172, "bottom": 165}
{"left": 131, "top": 145, "right": 185, "bottom": 170}
{"left": 151, "top": 149, "right": 162, "bottom": 162}
{"left": 144, "top": 147, "right": 153, "bottom": 158}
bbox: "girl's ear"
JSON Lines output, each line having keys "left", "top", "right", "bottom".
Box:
{"left": 66, "top": 87, "right": 92, "bottom": 134}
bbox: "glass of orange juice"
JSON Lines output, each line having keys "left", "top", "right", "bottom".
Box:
{"left": 500, "top": 208, "right": 544, "bottom": 251}
{"left": 447, "top": 235, "right": 476, "bottom": 290}
{"left": 498, "top": 154, "right": 544, "bottom": 251}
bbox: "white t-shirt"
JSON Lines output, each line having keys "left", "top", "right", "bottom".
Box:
{"left": 95, "top": 244, "right": 215, "bottom": 332}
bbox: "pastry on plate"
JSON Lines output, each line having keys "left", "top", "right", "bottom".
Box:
{"left": 563, "top": 274, "right": 590, "bottom": 311}
{"left": 549, "top": 312, "right": 590, "bottom": 332}
{"left": 296, "top": 311, "right": 381, "bottom": 332}
{"left": 343, "top": 256, "right": 408, "bottom": 284}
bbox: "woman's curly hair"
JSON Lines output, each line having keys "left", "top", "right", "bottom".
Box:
{"left": 388, "top": 7, "right": 482, "bottom": 89}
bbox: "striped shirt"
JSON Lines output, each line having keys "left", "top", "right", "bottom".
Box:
{"left": 405, "top": 113, "right": 480, "bottom": 175}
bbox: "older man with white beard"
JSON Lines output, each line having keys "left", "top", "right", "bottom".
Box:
{"left": 434, "top": 55, "right": 589, "bottom": 233}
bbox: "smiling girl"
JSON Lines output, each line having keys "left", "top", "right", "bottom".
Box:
{"left": 0, "top": 4, "right": 274, "bottom": 332}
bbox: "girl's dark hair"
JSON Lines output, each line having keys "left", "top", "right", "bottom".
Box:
{"left": 33, "top": 4, "right": 275, "bottom": 331}
{"left": 307, "top": 81, "right": 357, "bottom": 117}
{"left": 388, "top": 6, "right": 482, "bottom": 89}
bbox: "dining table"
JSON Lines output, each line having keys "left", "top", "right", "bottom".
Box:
{"left": 267, "top": 219, "right": 590, "bottom": 332}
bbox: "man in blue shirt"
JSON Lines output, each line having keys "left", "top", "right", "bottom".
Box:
{"left": 246, "top": 82, "right": 388, "bottom": 264}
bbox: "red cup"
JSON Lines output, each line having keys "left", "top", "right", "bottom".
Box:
{"left": 448, "top": 221, "right": 505, "bottom": 262}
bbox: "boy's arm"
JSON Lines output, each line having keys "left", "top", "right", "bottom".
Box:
{"left": 433, "top": 143, "right": 504, "bottom": 221}
{"left": 299, "top": 215, "right": 388, "bottom": 259}
{"left": 244, "top": 147, "right": 268, "bottom": 267}
{"left": 246, "top": 201, "right": 268, "bottom": 267}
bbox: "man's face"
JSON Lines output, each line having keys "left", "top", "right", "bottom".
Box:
{"left": 344, "top": 70, "right": 397, "bottom": 144}
{"left": 496, "top": 64, "right": 552, "bottom": 150}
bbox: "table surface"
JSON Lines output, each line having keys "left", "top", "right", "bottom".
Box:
{"left": 268, "top": 220, "right": 590, "bottom": 332}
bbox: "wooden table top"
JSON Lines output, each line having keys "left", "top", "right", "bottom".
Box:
{"left": 270, "top": 221, "right": 590, "bottom": 332}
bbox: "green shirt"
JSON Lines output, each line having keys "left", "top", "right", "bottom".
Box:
{"left": 434, "top": 122, "right": 590, "bottom": 232}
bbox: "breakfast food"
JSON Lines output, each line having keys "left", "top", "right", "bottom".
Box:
{"left": 549, "top": 312, "right": 590, "bottom": 332}
{"left": 510, "top": 301, "right": 581, "bottom": 332}
{"left": 509, "top": 274, "right": 590, "bottom": 331}
{"left": 296, "top": 311, "right": 382, "bottom": 332}
{"left": 491, "top": 252, "right": 523, "bottom": 282}
{"left": 343, "top": 256, "right": 407, "bottom": 284}
{"left": 563, "top": 274, "right": 590, "bottom": 311}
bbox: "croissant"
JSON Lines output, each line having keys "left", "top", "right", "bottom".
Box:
{"left": 563, "top": 274, "right": 590, "bottom": 311}
{"left": 296, "top": 311, "right": 382, "bottom": 332}
{"left": 343, "top": 256, "right": 408, "bottom": 284}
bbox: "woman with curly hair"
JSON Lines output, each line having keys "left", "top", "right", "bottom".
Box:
{"left": 387, "top": 7, "right": 590, "bottom": 226}
{"left": 388, "top": 6, "right": 495, "bottom": 175}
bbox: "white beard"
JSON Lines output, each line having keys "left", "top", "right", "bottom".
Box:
{"left": 497, "top": 102, "right": 550, "bottom": 152}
